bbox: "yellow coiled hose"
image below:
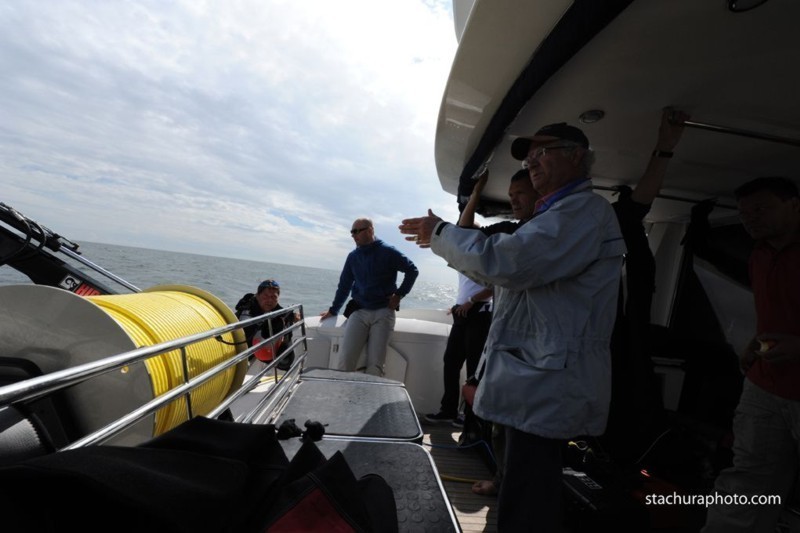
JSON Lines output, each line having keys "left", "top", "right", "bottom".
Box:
{"left": 88, "top": 287, "right": 244, "bottom": 435}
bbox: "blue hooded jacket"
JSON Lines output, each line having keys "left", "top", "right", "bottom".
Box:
{"left": 329, "top": 239, "right": 418, "bottom": 314}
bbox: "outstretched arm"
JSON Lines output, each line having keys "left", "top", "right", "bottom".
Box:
{"left": 630, "top": 108, "right": 690, "bottom": 205}
{"left": 400, "top": 209, "right": 444, "bottom": 248}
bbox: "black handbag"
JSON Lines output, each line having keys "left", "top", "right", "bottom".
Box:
{"left": 343, "top": 299, "right": 362, "bottom": 318}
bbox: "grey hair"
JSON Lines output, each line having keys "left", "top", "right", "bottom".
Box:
{"left": 559, "top": 141, "right": 595, "bottom": 176}
{"left": 563, "top": 141, "right": 595, "bottom": 177}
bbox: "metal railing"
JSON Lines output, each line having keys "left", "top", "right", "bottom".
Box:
{"left": 682, "top": 118, "right": 800, "bottom": 148}
{"left": 0, "top": 304, "right": 307, "bottom": 450}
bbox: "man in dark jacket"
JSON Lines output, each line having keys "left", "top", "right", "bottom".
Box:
{"left": 320, "top": 218, "right": 418, "bottom": 376}
{"left": 235, "top": 279, "right": 294, "bottom": 370}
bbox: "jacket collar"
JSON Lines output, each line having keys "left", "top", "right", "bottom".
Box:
{"left": 534, "top": 178, "right": 591, "bottom": 215}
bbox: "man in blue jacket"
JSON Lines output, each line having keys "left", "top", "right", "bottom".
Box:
{"left": 321, "top": 218, "right": 419, "bottom": 376}
{"left": 400, "top": 123, "right": 625, "bottom": 532}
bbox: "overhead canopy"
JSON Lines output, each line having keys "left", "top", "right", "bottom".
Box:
{"left": 436, "top": 0, "right": 800, "bottom": 221}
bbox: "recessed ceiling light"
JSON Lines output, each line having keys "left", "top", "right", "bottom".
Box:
{"left": 579, "top": 110, "right": 605, "bottom": 124}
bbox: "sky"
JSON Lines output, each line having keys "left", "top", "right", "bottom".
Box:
{"left": 1, "top": 0, "right": 465, "bottom": 284}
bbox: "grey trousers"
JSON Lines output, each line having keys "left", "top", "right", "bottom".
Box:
{"left": 703, "top": 380, "right": 800, "bottom": 533}
{"left": 337, "top": 307, "right": 395, "bottom": 376}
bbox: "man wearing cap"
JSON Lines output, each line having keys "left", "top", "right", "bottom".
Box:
{"left": 235, "top": 279, "right": 295, "bottom": 370}
{"left": 321, "top": 218, "right": 419, "bottom": 376}
{"left": 399, "top": 123, "right": 625, "bottom": 531}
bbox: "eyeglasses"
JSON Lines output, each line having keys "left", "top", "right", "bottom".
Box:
{"left": 350, "top": 227, "right": 371, "bottom": 235}
{"left": 521, "top": 144, "right": 571, "bottom": 169}
{"left": 258, "top": 279, "right": 280, "bottom": 290}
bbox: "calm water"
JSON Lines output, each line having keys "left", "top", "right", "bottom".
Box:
{"left": 0, "top": 241, "right": 456, "bottom": 313}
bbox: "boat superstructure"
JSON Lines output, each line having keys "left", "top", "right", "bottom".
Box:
{"left": 438, "top": 0, "right": 800, "bottom": 214}
{"left": 433, "top": 0, "right": 800, "bottom": 530}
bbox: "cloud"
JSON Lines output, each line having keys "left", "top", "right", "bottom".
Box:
{"left": 1, "top": 0, "right": 460, "bottom": 284}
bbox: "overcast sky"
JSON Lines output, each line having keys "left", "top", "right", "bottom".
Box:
{"left": 1, "top": 1, "right": 464, "bottom": 284}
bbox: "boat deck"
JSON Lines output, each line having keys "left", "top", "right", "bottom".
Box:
{"left": 422, "top": 422, "right": 498, "bottom": 533}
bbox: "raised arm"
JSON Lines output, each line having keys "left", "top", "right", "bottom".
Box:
{"left": 458, "top": 170, "right": 489, "bottom": 228}
{"left": 630, "top": 108, "right": 690, "bottom": 205}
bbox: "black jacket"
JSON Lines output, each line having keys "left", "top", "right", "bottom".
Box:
{"left": 235, "top": 295, "right": 295, "bottom": 368}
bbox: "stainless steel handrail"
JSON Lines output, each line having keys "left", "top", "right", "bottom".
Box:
{"left": 207, "top": 336, "right": 306, "bottom": 422}
{"left": 0, "top": 304, "right": 306, "bottom": 449}
{"left": 0, "top": 304, "right": 301, "bottom": 405}
{"left": 683, "top": 119, "right": 800, "bottom": 148}
{"left": 237, "top": 356, "right": 304, "bottom": 426}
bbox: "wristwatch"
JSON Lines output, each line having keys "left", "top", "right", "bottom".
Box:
{"left": 468, "top": 296, "right": 476, "bottom": 304}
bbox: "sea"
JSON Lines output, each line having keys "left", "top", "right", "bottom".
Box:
{"left": 0, "top": 241, "right": 457, "bottom": 313}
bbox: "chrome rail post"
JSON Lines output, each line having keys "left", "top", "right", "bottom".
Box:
{"left": 298, "top": 307, "right": 308, "bottom": 372}
{"left": 179, "top": 346, "right": 194, "bottom": 419}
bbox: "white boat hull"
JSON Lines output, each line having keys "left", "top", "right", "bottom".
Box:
{"left": 303, "top": 310, "right": 457, "bottom": 416}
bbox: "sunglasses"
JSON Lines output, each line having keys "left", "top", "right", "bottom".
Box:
{"left": 521, "top": 144, "right": 571, "bottom": 169}
{"left": 350, "top": 227, "right": 371, "bottom": 235}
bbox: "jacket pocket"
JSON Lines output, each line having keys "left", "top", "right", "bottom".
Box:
{"left": 498, "top": 344, "right": 567, "bottom": 371}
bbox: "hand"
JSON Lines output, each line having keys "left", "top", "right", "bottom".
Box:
{"left": 454, "top": 302, "right": 472, "bottom": 317}
{"left": 473, "top": 170, "right": 489, "bottom": 196}
{"left": 757, "top": 333, "right": 800, "bottom": 365}
{"left": 388, "top": 293, "right": 402, "bottom": 310}
{"left": 399, "top": 209, "right": 443, "bottom": 248}
{"left": 656, "top": 107, "right": 691, "bottom": 152}
{"left": 320, "top": 310, "right": 334, "bottom": 320}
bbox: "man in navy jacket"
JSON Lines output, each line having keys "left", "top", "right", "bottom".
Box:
{"left": 321, "top": 218, "right": 418, "bottom": 376}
